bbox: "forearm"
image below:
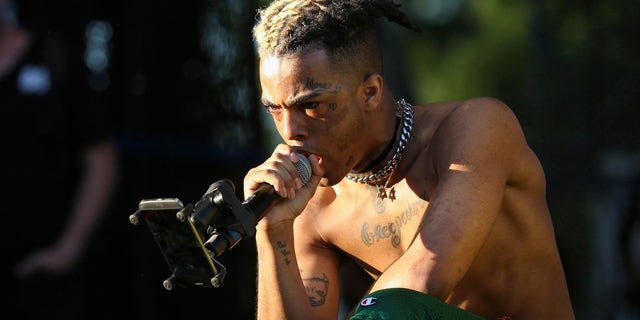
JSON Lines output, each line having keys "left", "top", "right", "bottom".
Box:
{"left": 15, "top": 142, "right": 119, "bottom": 278}
{"left": 368, "top": 246, "right": 450, "bottom": 299}
{"left": 255, "top": 221, "right": 314, "bottom": 320}
{"left": 59, "top": 142, "right": 118, "bottom": 248}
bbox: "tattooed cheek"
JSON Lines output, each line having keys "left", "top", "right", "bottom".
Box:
{"left": 329, "top": 102, "right": 337, "bottom": 111}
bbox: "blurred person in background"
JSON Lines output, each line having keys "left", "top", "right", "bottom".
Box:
{"left": 1, "top": 0, "right": 119, "bottom": 318}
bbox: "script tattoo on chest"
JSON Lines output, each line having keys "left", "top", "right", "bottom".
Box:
{"left": 360, "top": 199, "right": 426, "bottom": 247}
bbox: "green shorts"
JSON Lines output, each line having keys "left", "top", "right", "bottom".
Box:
{"left": 349, "top": 288, "right": 490, "bottom": 320}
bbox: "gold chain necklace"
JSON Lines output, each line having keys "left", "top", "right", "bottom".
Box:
{"left": 346, "top": 99, "right": 414, "bottom": 200}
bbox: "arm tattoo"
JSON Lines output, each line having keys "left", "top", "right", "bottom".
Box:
{"left": 277, "top": 240, "right": 292, "bottom": 265}
{"left": 303, "top": 272, "right": 329, "bottom": 307}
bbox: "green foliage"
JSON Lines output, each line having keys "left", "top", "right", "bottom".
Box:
{"left": 406, "top": 0, "right": 528, "bottom": 106}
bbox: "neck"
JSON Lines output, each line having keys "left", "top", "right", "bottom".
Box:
{"left": 346, "top": 99, "right": 414, "bottom": 187}
{"left": 355, "top": 114, "right": 400, "bottom": 174}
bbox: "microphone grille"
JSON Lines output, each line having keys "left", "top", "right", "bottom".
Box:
{"left": 295, "top": 154, "right": 312, "bottom": 185}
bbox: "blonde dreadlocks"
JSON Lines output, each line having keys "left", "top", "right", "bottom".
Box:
{"left": 253, "top": 0, "right": 420, "bottom": 74}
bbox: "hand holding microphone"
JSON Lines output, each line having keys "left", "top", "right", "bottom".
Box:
{"left": 191, "top": 151, "right": 321, "bottom": 256}
{"left": 241, "top": 152, "right": 313, "bottom": 222}
{"left": 243, "top": 151, "right": 322, "bottom": 224}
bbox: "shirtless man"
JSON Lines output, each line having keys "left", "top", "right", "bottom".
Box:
{"left": 245, "top": 0, "right": 575, "bottom": 319}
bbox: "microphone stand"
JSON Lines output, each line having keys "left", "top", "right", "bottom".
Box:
{"left": 190, "top": 178, "right": 260, "bottom": 257}
{"left": 129, "top": 178, "right": 258, "bottom": 289}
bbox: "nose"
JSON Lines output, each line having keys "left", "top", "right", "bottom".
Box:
{"left": 281, "top": 109, "right": 307, "bottom": 141}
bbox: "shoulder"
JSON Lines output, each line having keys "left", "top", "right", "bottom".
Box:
{"left": 431, "top": 97, "right": 517, "bottom": 127}
{"left": 422, "top": 97, "right": 523, "bottom": 146}
{"left": 419, "top": 97, "right": 530, "bottom": 173}
{"left": 456, "top": 96, "right": 517, "bottom": 123}
{"left": 415, "top": 97, "right": 518, "bottom": 134}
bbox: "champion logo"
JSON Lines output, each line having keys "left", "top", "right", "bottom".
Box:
{"left": 360, "top": 297, "right": 378, "bottom": 307}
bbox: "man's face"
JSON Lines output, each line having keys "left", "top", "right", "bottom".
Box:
{"left": 258, "top": 49, "right": 368, "bottom": 185}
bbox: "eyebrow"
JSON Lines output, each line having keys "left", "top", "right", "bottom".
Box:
{"left": 261, "top": 91, "right": 326, "bottom": 108}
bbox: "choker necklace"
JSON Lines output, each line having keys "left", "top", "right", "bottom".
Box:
{"left": 357, "top": 114, "right": 400, "bottom": 173}
{"left": 346, "top": 99, "right": 414, "bottom": 200}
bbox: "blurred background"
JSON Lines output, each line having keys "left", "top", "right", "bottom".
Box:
{"left": 2, "top": 0, "right": 638, "bottom": 319}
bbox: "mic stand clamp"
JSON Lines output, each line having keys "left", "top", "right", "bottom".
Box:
{"left": 129, "top": 178, "right": 259, "bottom": 290}
{"left": 189, "top": 179, "right": 258, "bottom": 257}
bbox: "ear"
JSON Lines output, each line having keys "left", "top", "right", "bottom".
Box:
{"left": 362, "top": 73, "right": 384, "bottom": 111}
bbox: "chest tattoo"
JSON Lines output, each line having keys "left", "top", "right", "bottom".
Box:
{"left": 360, "top": 199, "right": 425, "bottom": 247}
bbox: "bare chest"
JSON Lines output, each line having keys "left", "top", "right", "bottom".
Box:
{"left": 317, "top": 181, "right": 429, "bottom": 277}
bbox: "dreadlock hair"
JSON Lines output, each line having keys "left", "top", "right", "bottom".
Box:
{"left": 253, "top": 0, "right": 420, "bottom": 77}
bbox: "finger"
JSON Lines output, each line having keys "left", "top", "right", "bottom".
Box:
{"left": 272, "top": 152, "right": 305, "bottom": 199}
{"left": 273, "top": 146, "right": 306, "bottom": 196}
{"left": 306, "top": 153, "right": 324, "bottom": 177}
{"left": 244, "top": 151, "right": 299, "bottom": 199}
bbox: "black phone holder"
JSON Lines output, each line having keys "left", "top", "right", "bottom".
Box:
{"left": 129, "top": 179, "right": 254, "bottom": 290}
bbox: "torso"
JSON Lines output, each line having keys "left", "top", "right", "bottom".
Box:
{"left": 300, "top": 100, "right": 573, "bottom": 319}
{"left": 2, "top": 25, "right": 113, "bottom": 257}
